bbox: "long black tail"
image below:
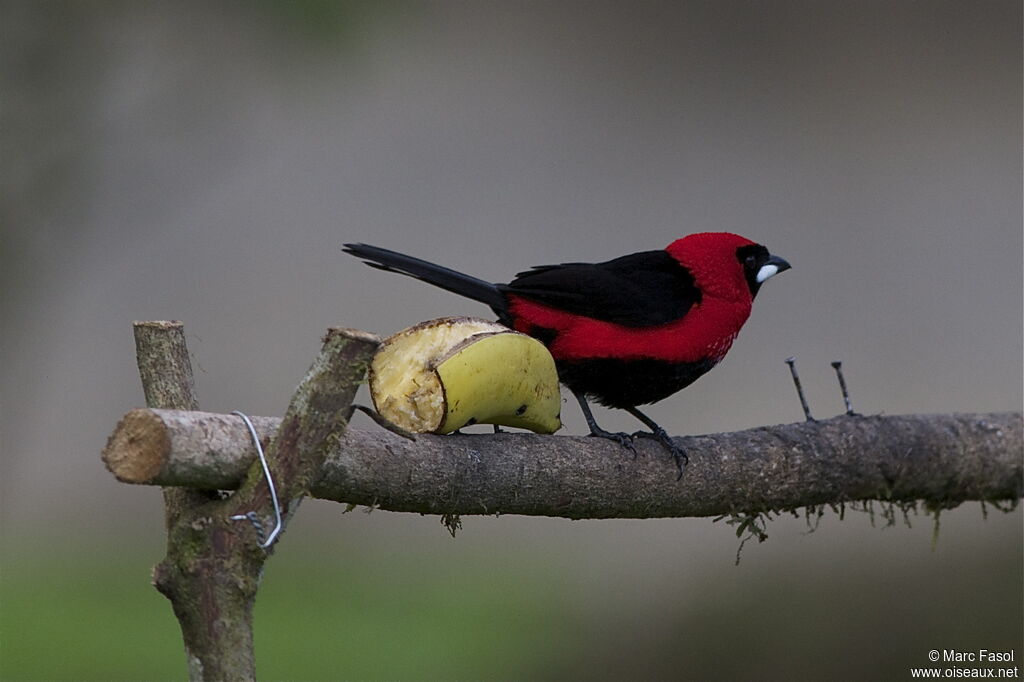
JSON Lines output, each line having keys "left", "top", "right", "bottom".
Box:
{"left": 343, "top": 243, "right": 507, "bottom": 314}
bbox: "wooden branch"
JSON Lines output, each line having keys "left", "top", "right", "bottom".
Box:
{"left": 134, "top": 321, "right": 247, "bottom": 682}
{"left": 134, "top": 321, "right": 208, "bottom": 530}
{"left": 131, "top": 322, "right": 378, "bottom": 682}
{"left": 228, "top": 326, "right": 380, "bottom": 532}
{"left": 105, "top": 409, "right": 1023, "bottom": 518}
{"left": 134, "top": 321, "right": 200, "bottom": 411}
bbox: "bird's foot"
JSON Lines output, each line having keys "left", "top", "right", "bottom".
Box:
{"left": 587, "top": 427, "right": 637, "bottom": 458}
{"left": 633, "top": 427, "right": 688, "bottom": 479}
{"left": 573, "top": 391, "right": 636, "bottom": 458}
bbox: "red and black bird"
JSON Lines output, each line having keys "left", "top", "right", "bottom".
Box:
{"left": 344, "top": 233, "right": 790, "bottom": 473}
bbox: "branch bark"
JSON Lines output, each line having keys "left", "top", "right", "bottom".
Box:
{"left": 133, "top": 321, "right": 207, "bottom": 531}
{"left": 134, "top": 321, "right": 238, "bottom": 681}
{"left": 105, "top": 409, "right": 1023, "bottom": 518}
{"left": 131, "top": 322, "right": 377, "bottom": 682}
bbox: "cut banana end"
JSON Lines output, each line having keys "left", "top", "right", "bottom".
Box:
{"left": 369, "top": 317, "right": 562, "bottom": 434}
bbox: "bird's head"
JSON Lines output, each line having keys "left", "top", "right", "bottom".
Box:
{"left": 666, "top": 232, "right": 791, "bottom": 301}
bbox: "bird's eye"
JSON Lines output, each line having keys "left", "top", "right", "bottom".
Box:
{"left": 744, "top": 254, "right": 757, "bottom": 267}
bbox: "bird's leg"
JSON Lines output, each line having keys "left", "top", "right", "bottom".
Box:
{"left": 624, "top": 406, "right": 688, "bottom": 478}
{"left": 572, "top": 391, "right": 636, "bottom": 456}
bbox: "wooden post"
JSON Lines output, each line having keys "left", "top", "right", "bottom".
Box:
{"left": 133, "top": 321, "right": 378, "bottom": 681}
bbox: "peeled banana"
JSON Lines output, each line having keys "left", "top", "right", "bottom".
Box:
{"left": 369, "top": 317, "right": 562, "bottom": 434}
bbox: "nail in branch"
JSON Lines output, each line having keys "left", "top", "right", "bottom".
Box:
{"left": 785, "top": 357, "right": 814, "bottom": 422}
{"left": 831, "top": 361, "right": 856, "bottom": 416}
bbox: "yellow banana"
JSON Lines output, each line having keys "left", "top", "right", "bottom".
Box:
{"left": 369, "top": 317, "right": 562, "bottom": 434}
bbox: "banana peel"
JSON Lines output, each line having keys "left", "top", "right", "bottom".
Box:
{"left": 369, "top": 317, "right": 562, "bottom": 434}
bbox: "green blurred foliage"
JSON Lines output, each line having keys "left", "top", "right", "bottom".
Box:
{"left": 0, "top": 537, "right": 575, "bottom": 681}
{"left": 3, "top": 512, "right": 1020, "bottom": 681}
{"left": 2, "top": 542, "right": 183, "bottom": 681}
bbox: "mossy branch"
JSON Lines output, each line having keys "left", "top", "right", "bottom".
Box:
{"left": 131, "top": 321, "right": 378, "bottom": 682}
{"left": 105, "top": 409, "right": 1023, "bottom": 519}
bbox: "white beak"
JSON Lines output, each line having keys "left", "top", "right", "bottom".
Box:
{"left": 755, "top": 264, "right": 780, "bottom": 283}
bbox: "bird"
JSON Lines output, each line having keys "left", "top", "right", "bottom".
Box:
{"left": 343, "top": 233, "right": 790, "bottom": 475}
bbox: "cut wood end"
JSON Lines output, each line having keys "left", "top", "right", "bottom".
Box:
{"left": 324, "top": 327, "right": 382, "bottom": 346}
{"left": 132, "top": 320, "right": 183, "bottom": 330}
{"left": 102, "top": 408, "right": 172, "bottom": 484}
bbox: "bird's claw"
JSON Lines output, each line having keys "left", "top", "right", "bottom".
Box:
{"left": 634, "top": 428, "right": 688, "bottom": 478}
{"left": 587, "top": 429, "right": 637, "bottom": 458}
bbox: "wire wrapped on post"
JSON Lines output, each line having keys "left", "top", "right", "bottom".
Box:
{"left": 229, "top": 410, "right": 282, "bottom": 549}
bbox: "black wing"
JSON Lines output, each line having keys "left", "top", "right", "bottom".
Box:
{"left": 501, "top": 250, "right": 700, "bottom": 327}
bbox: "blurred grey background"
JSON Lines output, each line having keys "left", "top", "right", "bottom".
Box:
{"left": 2, "top": 2, "right": 1021, "bottom": 680}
